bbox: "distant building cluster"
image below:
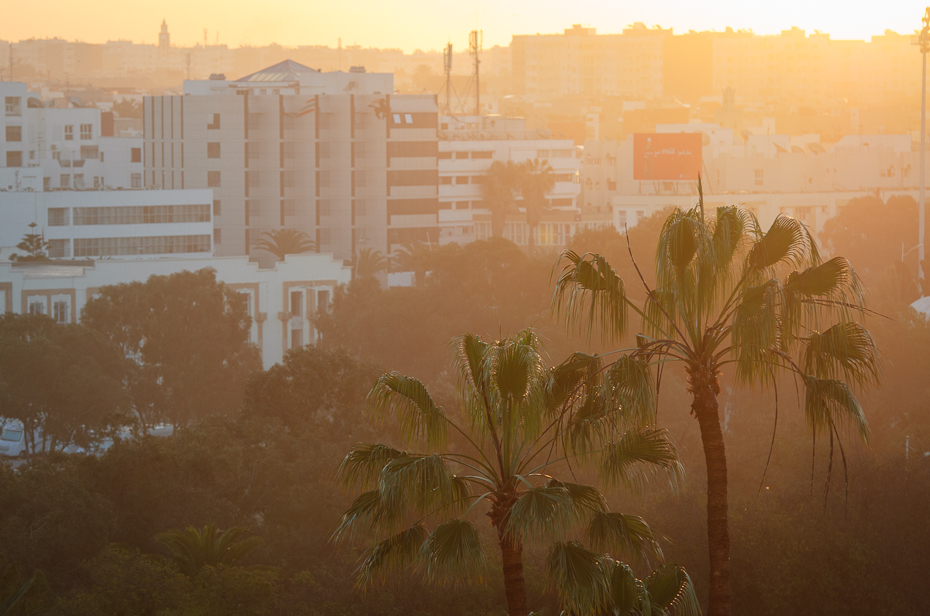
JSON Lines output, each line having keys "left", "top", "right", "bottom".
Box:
{"left": 1, "top": 20, "right": 928, "bottom": 364}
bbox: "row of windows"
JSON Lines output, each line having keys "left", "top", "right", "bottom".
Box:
{"left": 26, "top": 296, "right": 71, "bottom": 324}
{"left": 438, "top": 151, "right": 494, "bottom": 160}
{"left": 73, "top": 235, "right": 211, "bottom": 257}
{"left": 48, "top": 204, "right": 211, "bottom": 226}
{"left": 63, "top": 124, "right": 94, "bottom": 141}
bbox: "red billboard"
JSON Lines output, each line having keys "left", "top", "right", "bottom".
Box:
{"left": 633, "top": 133, "right": 703, "bottom": 180}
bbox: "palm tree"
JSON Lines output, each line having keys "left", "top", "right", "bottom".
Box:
{"left": 520, "top": 159, "right": 555, "bottom": 254}
{"left": 255, "top": 228, "right": 316, "bottom": 261}
{"left": 333, "top": 330, "right": 699, "bottom": 616}
{"left": 392, "top": 242, "right": 433, "bottom": 286}
{"left": 156, "top": 524, "right": 263, "bottom": 577}
{"left": 552, "top": 186, "right": 879, "bottom": 616}
{"left": 352, "top": 248, "right": 388, "bottom": 280}
{"left": 480, "top": 160, "right": 522, "bottom": 238}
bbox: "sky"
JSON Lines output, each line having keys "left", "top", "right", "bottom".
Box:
{"left": 2, "top": 0, "right": 927, "bottom": 52}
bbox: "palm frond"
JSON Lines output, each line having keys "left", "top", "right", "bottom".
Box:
{"left": 642, "top": 564, "right": 702, "bottom": 616}
{"left": 603, "top": 354, "right": 656, "bottom": 426}
{"left": 604, "top": 559, "right": 641, "bottom": 616}
{"left": 506, "top": 485, "right": 578, "bottom": 540}
{"left": 379, "top": 454, "right": 463, "bottom": 513}
{"left": 712, "top": 205, "right": 751, "bottom": 272}
{"left": 545, "top": 478, "right": 608, "bottom": 513}
{"left": 746, "top": 214, "right": 819, "bottom": 272}
{"left": 335, "top": 443, "right": 404, "bottom": 490}
{"left": 783, "top": 257, "right": 865, "bottom": 342}
{"left": 730, "top": 279, "right": 781, "bottom": 385}
{"left": 585, "top": 511, "right": 663, "bottom": 566}
{"left": 367, "top": 372, "right": 449, "bottom": 448}
{"left": 331, "top": 489, "right": 405, "bottom": 544}
{"left": 419, "top": 519, "right": 487, "bottom": 583}
{"left": 546, "top": 541, "right": 610, "bottom": 616}
{"left": 548, "top": 352, "right": 601, "bottom": 412}
{"left": 802, "top": 375, "right": 870, "bottom": 443}
{"left": 356, "top": 524, "right": 429, "bottom": 587}
{"left": 601, "top": 428, "right": 683, "bottom": 492}
{"left": 804, "top": 322, "right": 880, "bottom": 386}
{"left": 553, "top": 251, "right": 629, "bottom": 342}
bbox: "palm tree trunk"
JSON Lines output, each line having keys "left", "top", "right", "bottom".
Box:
{"left": 527, "top": 223, "right": 536, "bottom": 254}
{"left": 689, "top": 366, "right": 729, "bottom": 616}
{"left": 498, "top": 532, "right": 528, "bottom": 616}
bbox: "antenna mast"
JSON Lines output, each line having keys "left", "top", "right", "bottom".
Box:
{"left": 469, "top": 30, "right": 482, "bottom": 118}
{"left": 442, "top": 43, "right": 453, "bottom": 116}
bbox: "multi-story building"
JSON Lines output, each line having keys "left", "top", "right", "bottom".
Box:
{"left": 436, "top": 115, "right": 583, "bottom": 247}
{"left": 0, "top": 189, "right": 215, "bottom": 261}
{"left": 144, "top": 60, "right": 439, "bottom": 261}
{"left": 511, "top": 24, "right": 666, "bottom": 100}
{"left": 0, "top": 252, "right": 351, "bottom": 368}
{"left": 1, "top": 81, "right": 143, "bottom": 191}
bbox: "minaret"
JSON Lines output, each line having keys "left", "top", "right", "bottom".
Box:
{"left": 159, "top": 20, "right": 170, "bottom": 58}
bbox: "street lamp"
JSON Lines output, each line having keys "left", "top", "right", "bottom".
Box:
{"left": 918, "top": 8, "right": 930, "bottom": 289}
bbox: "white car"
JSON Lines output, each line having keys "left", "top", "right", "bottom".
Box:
{"left": 0, "top": 424, "right": 27, "bottom": 458}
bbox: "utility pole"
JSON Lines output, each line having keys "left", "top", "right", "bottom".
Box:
{"left": 919, "top": 8, "right": 930, "bottom": 289}
{"left": 469, "top": 30, "right": 481, "bottom": 119}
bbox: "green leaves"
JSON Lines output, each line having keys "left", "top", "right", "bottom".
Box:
{"left": 804, "top": 322, "right": 880, "bottom": 386}
{"left": 335, "top": 443, "right": 404, "bottom": 490}
{"left": 803, "top": 376, "right": 870, "bottom": 443}
{"left": 367, "top": 373, "right": 449, "bottom": 449}
{"left": 420, "top": 520, "right": 487, "bottom": 582}
{"left": 506, "top": 485, "right": 579, "bottom": 540}
{"left": 601, "top": 428, "right": 683, "bottom": 492}
{"left": 585, "top": 512, "right": 663, "bottom": 565}
{"left": 546, "top": 541, "right": 609, "bottom": 616}
{"left": 356, "top": 524, "right": 429, "bottom": 587}
{"left": 747, "top": 214, "right": 819, "bottom": 271}
{"left": 553, "top": 251, "right": 629, "bottom": 342}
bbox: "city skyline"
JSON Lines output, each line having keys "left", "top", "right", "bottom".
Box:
{"left": 1, "top": 0, "right": 927, "bottom": 53}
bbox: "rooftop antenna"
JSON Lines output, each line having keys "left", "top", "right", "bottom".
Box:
{"left": 469, "top": 29, "right": 482, "bottom": 118}
{"left": 916, "top": 6, "right": 930, "bottom": 288}
{"left": 441, "top": 42, "right": 453, "bottom": 115}
{"left": 203, "top": 29, "right": 208, "bottom": 48}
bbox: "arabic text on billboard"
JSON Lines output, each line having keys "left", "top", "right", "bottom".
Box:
{"left": 633, "top": 133, "right": 702, "bottom": 181}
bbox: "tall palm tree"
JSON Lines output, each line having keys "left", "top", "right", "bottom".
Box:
{"left": 480, "top": 160, "right": 522, "bottom": 238}
{"left": 392, "top": 242, "right": 433, "bottom": 286}
{"left": 352, "top": 248, "right": 388, "bottom": 280}
{"left": 520, "top": 159, "right": 555, "bottom": 254}
{"left": 255, "top": 228, "right": 316, "bottom": 261}
{"left": 552, "top": 187, "right": 879, "bottom": 616}
{"left": 333, "top": 330, "right": 699, "bottom": 616}
{"left": 156, "top": 524, "right": 263, "bottom": 577}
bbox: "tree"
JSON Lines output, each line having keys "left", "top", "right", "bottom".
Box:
{"left": 552, "top": 193, "right": 879, "bottom": 616}
{"left": 392, "top": 242, "right": 434, "bottom": 286}
{"left": 352, "top": 248, "right": 388, "bottom": 280}
{"left": 157, "top": 524, "right": 263, "bottom": 578}
{"left": 332, "top": 330, "right": 698, "bottom": 616}
{"left": 0, "top": 314, "right": 129, "bottom": 456}
{"left": 255, "top": 229, "right": 316, "bottom": 261}
{"left": 481, "top": 161, "right": 522, "bottom": 238}
{"left": 81, "top": 269, "right": 261, "bottom": 429}
{"left": 520, "top": 159, "right": 555, "bottom": 253}
{"left": 111, "top": 99, "right": 143, "bottom": 119}
{"left": 9, "top": 223, "right": 50, "bottom": 263}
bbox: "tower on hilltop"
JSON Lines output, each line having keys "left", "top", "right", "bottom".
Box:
{"left": 159, "top": 20, "right": 170, "bottom": 57}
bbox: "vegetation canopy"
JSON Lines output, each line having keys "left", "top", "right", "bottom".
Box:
{"left": 552, "top": 188, "right": 879, "bottom": 616}
{"left": 333, "top": 330, "right": 699, "bottom": 616}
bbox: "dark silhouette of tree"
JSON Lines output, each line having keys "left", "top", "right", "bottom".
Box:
{"left": 255, "top": 229, "right": 316, "bottom": 261}
{"left": 9, "top": 223, "right": 51, "bottom": 263}
{"left": 157, "top": 524, "right": 263, "bottom": 578}
{"left": 392, "top": 242, "right": 434, "bottom": 285}
{"left": 520, "top": 158, "right": 555, "bottom": 253}
{"left": 352, "top": 248, "right": 388, "bottom": 280}
{"left": 81, "top": 269, "right": 261, "bottom": 429}
{"left": 333, "top": 330, "right": 698, "bottom": 616}
{"left": 553, "top": 192, "right": 879, "bottom": 616}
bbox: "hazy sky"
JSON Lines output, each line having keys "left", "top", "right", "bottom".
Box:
{"left": 2, "top": 0, "right": 927, "bottom": 51}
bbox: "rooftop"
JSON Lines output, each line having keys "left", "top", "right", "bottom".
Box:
{"left": 235, "top": 59, "right": 321, "bottom": 83}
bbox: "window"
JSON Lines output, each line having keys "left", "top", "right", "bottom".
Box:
{"left": 207, "top": 142, "right": 221, "bottom": 158}
{"left": 80, "top": 145, "right": 98, "bottom": 160}
{"left": 207, "top": 113, "right": 220, "bottom": 129}
{"left": 5, "top": 126, "right": 21, "bottom": 142}
{"left": 617, "top": 210, "right": 628, "bottom": 228}
{"left": 213, "top": 200, "right": 221, "bottom": 216}
{"left": 317, "top": 289, "right": 331, "bottom": 312}
{"left": 214, "top": 228, "right": 221, "bottom": 244}
{"left": 754, "top": 169, "right": 764, "bottom": 186}
{"left": 64, "top": 125, "right": 74, "bottom": 140}
{"left": 438, "top": 151, "right": 452, "bottom": 159}
{"left": 455, "top": 176, "right": 469, "bottom": 184}
{"left": 27, "top": 297, "right": 46, "bottom": 316}
{"left": 48, "top": 208, "right": 69, "bottom": 226}
{"left": 74, "top": 174, "right": 85, "bottom": 189}
{"left": 131, "top": 147, "right": 142, "bottom": 163}
{"left": 72, "top": 204, "right": 210, "bottom": 225}
{"left": 392, "top": 113, "right": 401, "bottom": 124}
{"left": 100, "top": 151, "right": 104, "bottom": 162}
{"left": 472, "top": 151, "right": 493, "bottom": 159}
{"left": 404, "top": 114, "right": 413, "bottom": 124}
{"left": 131, "top": 173, "right": 142, "bottom": 189}
{"left": 4, "top": 97, "right": 21, "bottom": 116}
{"left": 52, "top": 297, "right": 70, "bottom": 324}
{"left": 318, "top": 200, "right": 332, "bottom": 216}
{"left": 80, "top": 124, "right": 92, "bottom": 140}
{"left": 440, "top": 176, "right": 452, "bottom": 185}
{"left": 43, "top": 177, "right": 50, "bottom": 190}
{"left": 73, "top": 235, "right": 211, "bottom": 257}
{"left": 6, "top": 151, "right": 22, "bottom": 167}
{"left": 48, "top": 239, "right": 69, "bottom": 258}
{"left": 207, "top": 171, "right": 221, "bottom": 187}
{"left": 454, "top": 151, "right": 469, "bottom": 159}
{"left": 60, "top": 174, "right": 70, "bottom": 188}
{"left": 290, "top": 290, "right": 303, "bottom": 316}
{"left": 290, "top": 328, "right": 302, "bottom": 350}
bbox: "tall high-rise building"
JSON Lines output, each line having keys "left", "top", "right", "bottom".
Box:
{"left": 144, "top": 61, "right": 439, "bottom": 261}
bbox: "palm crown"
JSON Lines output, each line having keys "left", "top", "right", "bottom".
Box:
{"left": 553, "top": 189, "right": 879, "bottom": 616}
{"left": 333, "top": 330, "right": 700, "bottom": 616}
{"left": 255, "top": 228, "right": 316, "bottom": 261}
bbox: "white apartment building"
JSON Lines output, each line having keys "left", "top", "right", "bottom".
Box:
{"left": 0, "top": 189, "right": 215, "bottom": 261}
{"left": 0, "top": 253, "right": 351, "bottom": 368}
{"left": 145, "top": 60, "right": 439, "bottom": 261}
{"left": 436, "top": 115, "right": 582, "bottom": 247}
{"left": 1, "top": 82, "right": 144, "bottom": 191}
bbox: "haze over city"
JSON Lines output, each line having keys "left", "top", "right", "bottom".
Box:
{"left": 0, "top": 2, "right": 929, "bottom": 616}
